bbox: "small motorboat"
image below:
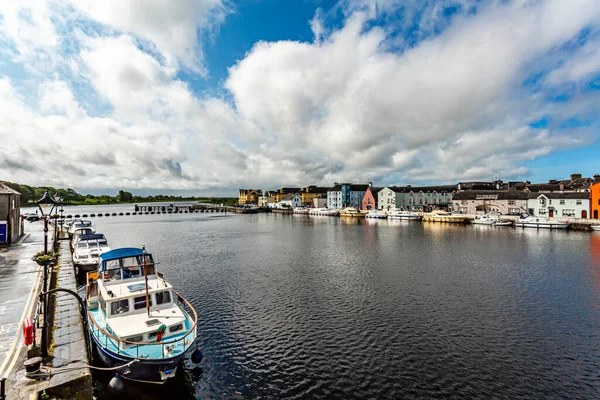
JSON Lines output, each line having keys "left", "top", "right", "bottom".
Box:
{"left": 69, "top": 219, "right": 95, "bottom": 235}
{"left": 72, "top": 233, "right": 111, "bottom": 273}
{"left": 514, "top": 214, "right": 569, "bottom": 229}
{"left": 339, "top": 207, "right": 368, "bottom": 218}
{"left": 365, "top": 210, "right": 387, "bottom": 219}
{"left": 591, "top": 225, "right": 600, "bottom": 231}
{"left": 293, "top": 207, "right": 309, "bottom": 214}
{"left": 388, "top": 208, "right": 421, "bottom": 220}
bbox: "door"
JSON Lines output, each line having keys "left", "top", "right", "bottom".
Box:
{"left": 582, "top": 210, "right": 587, "bottom": 218}
{"left": 0, "top": 222, "right": 7, "bottom": 244}
{"left": 549, "top": 209, "right": 554, "bottom": 217}
{"left": 595, "top": 210, "right": 598, "bottom": 219}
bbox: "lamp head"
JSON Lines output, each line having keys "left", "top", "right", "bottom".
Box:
{"left": 37, "top": 191, "right": 56, "bottom": 217}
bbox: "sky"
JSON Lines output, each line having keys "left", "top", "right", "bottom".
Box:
{"left": 1, "top": 0, "right": 600, "bottom": 196}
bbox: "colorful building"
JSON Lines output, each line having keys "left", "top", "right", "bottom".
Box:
{"left": 0, "top": 183, "right": 22, "bottom": 244}
{"left": 327, "top": 184, "right": 369, "bottom": 209}
{"left": 238, "top": 189, "right": 262, "bottom": 205}
{"left": 299, "top": 186, "right": 329, "bottom": 206}
{"left": 591, "top": 175, "right": 600, "bottom": 219}
{"left": 275, "top": 188, "right": 301, "bottom": 202}
{"left": 362, "top": 186, "right": 383, "bottom": 210}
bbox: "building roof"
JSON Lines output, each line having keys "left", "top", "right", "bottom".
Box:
{"left": 350, "top": 184, "right": 370, "bottom": 191}
{"left": 367, "top": 187, "right": 384, "bottom": 195}
{"left": 0, "top": 182, "right": 20, "bottom": 195}
{"left": 405, "top": 185, "right": 456, "bottom": 193}
{"left": 458, "top": 182, "right": 498, "bottom": 190}
{"left": 279, "top": 187, "right": 300, "bottom": 194}
{"left": 533, "top": 192, "right": 590, "bottom": 199}
{"left": 303, "top": 186, "right": 329, "bottom": 194}
{"left": 280, "top": 193, "right": 299, "bottom": 201}
{"left": 328, "top": 185, "right": 342, "bottom": 192}
{"left": 452, "top": 190, "right": 530, "bottom": 200}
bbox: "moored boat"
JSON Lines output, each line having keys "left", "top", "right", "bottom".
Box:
{"left": 69, "top": 219, "right": 95, "bottom": 235}
{"left": 514, "top": 215, "right": 569, "bottom": 229}
{"left": 293, "top": 207, "right": 310, "bottom": 214}
{"left": 86, "top": 247, "right": 201, "bottom": 384}
{"left": 73, "top": 233, "right": 111, "bottom": 273}
{"left": 423, "top": 210, "right": 468, "bottom": 223}
{"left": 592, "top": 225, "right": 600, "bottom": 231}
{"left": 339, "top": 207, "right": 368, "bottom": 218}
{"left": 365, "top": 210, "right": 387, "bottom": 219}
{"left": 309, "top": 208, "right": 339, "bottom": 216}
{"left": 388, "top": 208, "right": 422, "bottom": 220}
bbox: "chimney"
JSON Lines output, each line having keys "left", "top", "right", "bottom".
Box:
{"left": 559, "top": 183, "right": 564, "bottom": 192}
{"left": 594, "top": 174, "right": 600, "bottom": 183}
{"left": 369, "top": 181, "right": 373, "bottom": 187}
{"left": 570, "top": 173, "right": 582, "bottom": 181}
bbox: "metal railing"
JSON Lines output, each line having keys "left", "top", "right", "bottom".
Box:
{"left": 87, "top": 290, "right": 197, "bottom": 360}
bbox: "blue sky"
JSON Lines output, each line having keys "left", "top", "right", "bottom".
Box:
{"left": 0, "top": 0, "right": 599, "bottom": 195}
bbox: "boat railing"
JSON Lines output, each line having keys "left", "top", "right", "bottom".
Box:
{"left": 87, "top": 290, "right": 198, "bottom": 359}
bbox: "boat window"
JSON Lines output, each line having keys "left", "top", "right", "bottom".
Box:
{"left": 155, "top": 291, "right": 171, "bottom": 305}
{"left": 125, "top": 266, "right": 141, "bottom": 277}
{"left": 169, "top": 323, "right": 183, "bottom": 333}
{"left": 77, "top": 242, "right": 87, "bottom": 248}
{"left": 88, "top": 241, "right": 99, "bottom": 249}
{"left": 148, "top": 331, "right": 158, "bottom": 339}
{"left": 121, "top": 256, "right": 139, "bottom": 268}
{"left": 110, "top": 299, "right": 129, "bottom": 315}
{"left": 99, "top": 239, "right": 108, "bottom": 246}
{"left": 134, "top": 296, "right": 153, "bottom": 310}
{"left": 125, "top": 335, "right": 143, "bottom": 343}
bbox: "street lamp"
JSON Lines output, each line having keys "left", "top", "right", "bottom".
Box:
{"left": 37, "top": 190, "right": 55, "bottom": 358}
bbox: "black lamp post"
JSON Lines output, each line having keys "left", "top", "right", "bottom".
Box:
{"left": 37, "top": 191, "right": 56, "bottom": 358}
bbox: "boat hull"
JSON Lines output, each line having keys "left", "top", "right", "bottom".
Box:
{"left": 514, "top": 223, "right": 569, "bottom": 229}
{"left": 91, "top": 333, "right": 185, "bottom": 384}
{"left": 389, "top": 215, "right": 421, "bottom": 220}
{"left": 591, "top": 226, "right": 600, "bottom": 231}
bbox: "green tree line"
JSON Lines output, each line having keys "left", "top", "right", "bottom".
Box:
{"left": 1, "top": 181, "right": 238, "bottom": 206}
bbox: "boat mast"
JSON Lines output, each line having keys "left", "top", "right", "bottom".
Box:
{"left": 142, "top": 246, "right": 150, "bottom": 317}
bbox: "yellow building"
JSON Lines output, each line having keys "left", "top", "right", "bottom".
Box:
{"left": 300, "top": 186, "right": 329, "bottom": 206}
{"left": 238, "top": 189, "right": 262, "bottom": 205}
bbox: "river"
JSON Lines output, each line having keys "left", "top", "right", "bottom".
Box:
{"left": 22, "top": 204, "right": 600, "bottom": 398}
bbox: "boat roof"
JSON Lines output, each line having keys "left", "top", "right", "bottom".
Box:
{"left": 78, "top": 233, "right": 106, "bottom": 241}
{"left": 100, "top": 247, "right": 147, "bottom": 262}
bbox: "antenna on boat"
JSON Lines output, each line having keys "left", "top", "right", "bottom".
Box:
{"left": 142, "top": 246, "right": 150, "bottom": 317}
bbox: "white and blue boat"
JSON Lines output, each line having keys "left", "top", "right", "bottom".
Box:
{"left": 86, "top": 247, "right": 200, "bottom": 384}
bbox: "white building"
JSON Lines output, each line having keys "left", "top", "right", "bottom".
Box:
{"left": 276, "top": 194, "right": 302, "bottom": 209}
{"left": 529, "top": 193, "right": 590, "bottom": 218}
{"left": 313, "top": 198, "right": 327, "bottom": 208}
{"left": 378, "top": 187, "right": 404, "bottom": 210}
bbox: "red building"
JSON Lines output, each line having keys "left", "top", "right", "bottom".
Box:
{"left": 362, "top": 186, "right": 383, "bottom": 210}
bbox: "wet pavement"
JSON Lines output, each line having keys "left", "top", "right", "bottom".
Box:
{"left": 0, "top": 220, "right": 45, "bottom": 379}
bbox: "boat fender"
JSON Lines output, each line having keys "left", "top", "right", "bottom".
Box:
{"left": 23, "top": 318, "right": 34, "bottom": 346}
{"left": 156, "top": 324, "right": 167, "bottom": 342}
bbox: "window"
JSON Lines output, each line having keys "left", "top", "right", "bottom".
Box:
{"left": 538, "top": 209, "right": 547, "bottom": 215}
{"left": 576, "top": 199, "right": 582, "bottom": 205}
{"left": 560, "top": 199, "right": 565, "bottom": 205}
{"left": 169, "top": 323, "right": 183, "bottom": 333}
{"left": 562, "top": 209, "right": 575, "bottom": 217}
{"left": 156, "top": 291, "right": 171, "bottom": 305}
{"left": 125, "top": 335, "right": 143, "bottom": 343}
{"left": 134, "top": 296, "right": 152, "bottom": 310}
{"left": 508, "top": 200, "right": 515, "bottom": 206}
{"left": 548, "top": 199, "right": 552, "bottom": 205}
{"left": 110, "top": 299, "right": 129, "bottom": 315}
{"left": 539, "top": 198, "right": 546, "bottom": 206}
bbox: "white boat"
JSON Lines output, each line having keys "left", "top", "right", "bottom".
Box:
{"left": 293, "top": 207, "right": 309, "bottom": 214}
{"left": 514, "top": 215, "right": 569, "bottom": 229}
{"left": 388, "top": 208, "right": 421, "bottom": 220}
{"left": 339, "top": 207, "right": 368, "bottom": 218}
{"left": 309, "top": 208, "right": 339, "bottom": 216}
{"left": 423, "top": 210, "right": 468, "bottom": 223}
{"left": 492, "top": 221, "right": 513, "bottom": 227}
{"left": 73, "top": 233, "right": 111, "bottom": 272}
{"left": 86, "top": 247, "right": 201, "bottom": 384}
{"left": 69, "top": 219, "right": 95, "bottom": 235}
{"left": 365, "top": 210, "right": 387, "bottom": 219}
{"left": 592, "top": 226, "right": 600, "bottom": 231}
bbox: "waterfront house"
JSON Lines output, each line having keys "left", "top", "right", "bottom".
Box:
{"left": 300, "top": 186, "right": 329, "bottom": 206}
{"left": 378, "top": 186, "right": 404, "bottom": 210}
{"left": 590, "top": 175, "right": 600, "bottom": 219}
{"left": 239, "top": 189, "right": 262, "bottom": 205}
{"left": 276, "top": 194, "right": 302, "bottom": 209}
{"left": 528, "top": 192, "right": 590, "bottom": 218}
{"left": 275, "top": 188, "right": 301, "bottom": 202}
{"left": 452, "top": 191, "right": 529, "bottom": 215}
{"left": 313, "top": 198, "right": 327, "bottom": 208}
{"left": 362, "top": 186, "right": 383, "bottom": 210}
{"left": 402, "top": 186, "right": 456, "bottom": 211}
{"left": 327, "top": 183, "right": 369, "bottom": 209}
{"left": 0, "top": 182, "right": 22, "bottom": 244}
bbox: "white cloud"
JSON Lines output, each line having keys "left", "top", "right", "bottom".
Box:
{"left": 1, "top": 0, "right": 600, "bottom": 193}
{"left": 71, "top": 0, "right": 228, "bottom": 73}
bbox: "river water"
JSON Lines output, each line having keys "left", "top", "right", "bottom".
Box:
{"left": 23, "top": 204, "right": 600, "bottom": 398}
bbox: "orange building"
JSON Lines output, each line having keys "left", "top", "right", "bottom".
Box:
{"left": 591, "top": 175, "right": 600, "bottom": 219}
